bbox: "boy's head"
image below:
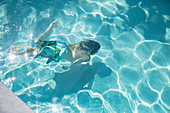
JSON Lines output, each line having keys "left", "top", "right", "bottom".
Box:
{"left": 80, "top": 40, "right": 101, "bottom": 55}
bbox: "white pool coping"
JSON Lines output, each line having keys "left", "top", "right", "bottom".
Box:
{"left": 0, "top": 82, "right": 34, "bottom": 113}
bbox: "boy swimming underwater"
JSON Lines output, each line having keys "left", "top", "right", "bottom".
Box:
{"left": 6, "top": 20, "right": 101, "bottom": 69}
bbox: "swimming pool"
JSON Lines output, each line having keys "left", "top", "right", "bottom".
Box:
{"left": 0, "top": 0, "right": 170, "bottom": 112}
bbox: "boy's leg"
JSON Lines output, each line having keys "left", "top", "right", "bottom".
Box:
{"left": 34, "top": 19, "right": 58, "bottom": 46}
{"left": 3, "top": 46, "right": 38, "bottom": 57}
{"left": 15, "top": 47, "right": 39, "bottom": 56}
{"left": 4, "top": 46, "right": 22, "bottom": 54}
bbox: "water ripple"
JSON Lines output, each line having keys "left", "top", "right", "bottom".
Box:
{"left": 0, "top": 0, "right": 170, "bottom": 112}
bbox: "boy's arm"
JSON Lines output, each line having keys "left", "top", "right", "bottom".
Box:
{"left": 62, "top": 55, "right": 90, "bottom": 70}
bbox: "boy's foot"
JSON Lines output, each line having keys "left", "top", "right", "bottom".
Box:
{"left": 52, "top": 19, "right": 57, "bottom": 24}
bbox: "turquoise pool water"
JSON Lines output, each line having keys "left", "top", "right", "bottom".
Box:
{"left": 0, "top": 0, "right": 170, "bottom": 113}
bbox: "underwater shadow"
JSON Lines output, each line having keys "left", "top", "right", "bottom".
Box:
{"left": 53, "top": 62, "right": 112, "bottom": 99}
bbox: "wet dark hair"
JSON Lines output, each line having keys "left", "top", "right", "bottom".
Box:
{"left": 80, "top": 40, "right": 101, "bottom": 55}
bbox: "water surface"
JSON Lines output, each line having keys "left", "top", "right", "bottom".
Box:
{"left": 0, "top": 0, "right": 170, "bottom": 112}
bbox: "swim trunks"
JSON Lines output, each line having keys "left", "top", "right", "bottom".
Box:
{"left": 35, "top": 41, "right": 68, "bottom": 64}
